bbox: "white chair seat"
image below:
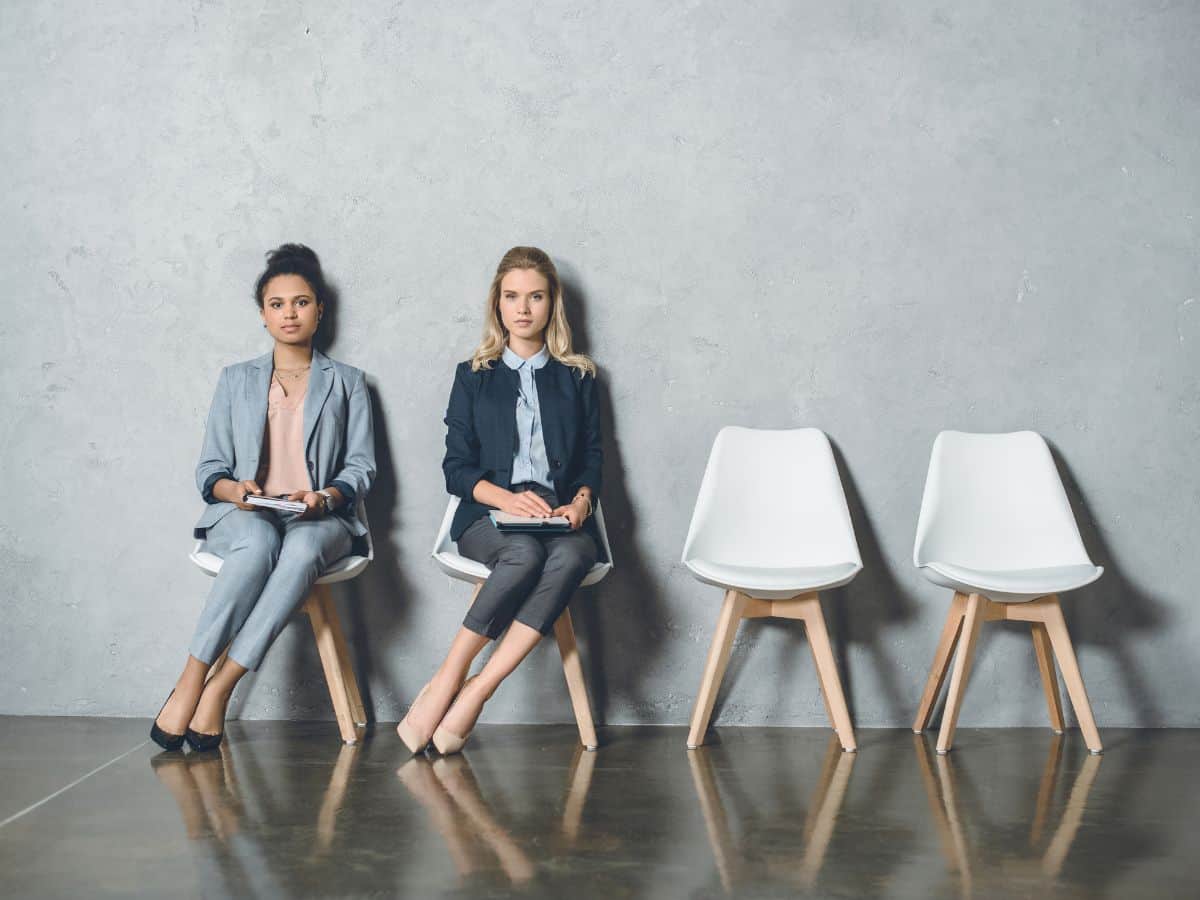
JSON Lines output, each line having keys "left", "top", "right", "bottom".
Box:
{"left": 433, "top": 549, "right": 613, "bottom": 589}
{"left": 190, "top": 544, "right": 370, "bottom": 585}
{"left": 919, "top": 561, "right": 1103, "bottom": 603}
{"left": 431, "top": 497, "right": 615, "bottom": 589}
{"left": 684, "top": 558, "right": 861, "bottom": 599}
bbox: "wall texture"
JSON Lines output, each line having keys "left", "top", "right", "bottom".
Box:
{"left": 2, "top": 0, "right": 1197, "bottom": 728}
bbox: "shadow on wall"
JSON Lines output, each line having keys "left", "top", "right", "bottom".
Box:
{"left": 1048, "top": 441, "right": 1169, "bottom": 728}
{"left": 560, "top": 267, "right": 672, "bottom": 725}
{"left": 330, "top": 382, "right": 417, "bottom": 726}
{"left": 827, "top": 439, "right": 918, "bottom": 723}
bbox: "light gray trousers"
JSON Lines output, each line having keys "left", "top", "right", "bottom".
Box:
{"left": 189, "top": 509, "right": 352, "bottom": 671}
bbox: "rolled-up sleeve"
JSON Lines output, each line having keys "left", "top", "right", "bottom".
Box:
{"left": 443, "top": 362, "right": 489, "bottom": 499}
{"left": 568, "top": 371, "right": 603, "bottom": 500}
{"left": 328, "top": 369, "right": 376, "bottom": 508}
{"left": 196, "top": 367, "right": 236, "bottom": 503}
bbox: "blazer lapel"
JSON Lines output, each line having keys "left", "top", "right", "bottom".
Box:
{"left": 245, "top": 351, "right": 273, "bottom": 439}
{"left": 534, "top": 362, "right": 566, "bottom": 467}
{"left": 303, "top": 349, "right": 335, "bottom": 452}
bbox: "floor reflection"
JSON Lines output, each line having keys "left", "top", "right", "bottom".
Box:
{"left": 149, "top": 742, "right": 361, "bottom": 897}
{"left": 915, "top": 733, "right": 1103, "bottom": 896}
{"left": 47, "top": 724, "right": 1177, "bottom": 899}
{"left": 688, "top": 735, "right": 857, "bottom": 893}
{"left": 395, "top": 743, "right": 596, "bottom": 886}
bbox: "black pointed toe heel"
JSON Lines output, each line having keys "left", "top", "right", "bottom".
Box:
{"left": 185, "top": 728, "right": 224, "bottom": 753}
{"left": 150, "top": 691, "right": 186, "bottom": 752}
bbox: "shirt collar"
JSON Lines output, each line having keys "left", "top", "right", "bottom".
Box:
{"left": 502, "top": 345, "right": 551, "bottom": 371}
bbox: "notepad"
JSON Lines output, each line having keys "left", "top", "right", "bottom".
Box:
{"left": 244, "top": 494, "right": 308, "bottom": 514}
{"left": 489, "top": 511, "right": 572, "bottom": 533}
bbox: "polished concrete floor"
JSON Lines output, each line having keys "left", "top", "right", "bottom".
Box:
{"left": 0, "top": 719, "right": 1196, "bottom": 898}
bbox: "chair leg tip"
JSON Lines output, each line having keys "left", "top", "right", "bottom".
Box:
{"left": 686, "top": 744, "right": 700, "bottom": 751}
{"left": 912, "top": 729, "right": 923, "bottom": 735}
{"left": 584, "top": 745, "right": 598, "bottom": 752}
{"left": 1089, "top": 748, "right": 1103, "bottom": 755}
{"left": 936, "top": 748, "right": 949, "bottom": 756}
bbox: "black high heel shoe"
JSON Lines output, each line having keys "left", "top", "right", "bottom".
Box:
{"left": 184, "top": 728, "right": 224, "bottom": 753}
{"left": 150, "top": 691, "right": 186, "bottom": 752}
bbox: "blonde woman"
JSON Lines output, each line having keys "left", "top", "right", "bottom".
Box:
{"left": 398, "top": 247, "right": 603, "bottom": 754}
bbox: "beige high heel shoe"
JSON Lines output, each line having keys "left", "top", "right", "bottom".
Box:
{"left": 432, "top": 676, "right": 486, "bottom": 755}
{"left": 396, "top": 683, "right": 436, "bottom": 754}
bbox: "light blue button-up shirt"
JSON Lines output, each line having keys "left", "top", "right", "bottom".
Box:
{"left": 503, "top": 345, "right": 554, "bottom": 490}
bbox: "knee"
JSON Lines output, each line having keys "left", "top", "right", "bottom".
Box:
{"left": 227, "top": 521, "right": 282, "bottom": 570}
{"left": 552, "top": 536, "right": 598, "bottom": 572}
{"left": 495, "top": 537, "right": 548, "bottom": 575}
{"left": 275, "top": 535, "right": 327, "bottom": 577}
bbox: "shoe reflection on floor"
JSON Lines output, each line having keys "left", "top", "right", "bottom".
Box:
{"left": 395, "top": 743, "right": 597, "bottom": 886}
{"left": 150, "top": 741, "right": 361, "bottom": 897}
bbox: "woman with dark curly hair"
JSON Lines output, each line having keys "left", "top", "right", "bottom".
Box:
{"left": 151, "top": 244, "right": 375, "bottom": 752}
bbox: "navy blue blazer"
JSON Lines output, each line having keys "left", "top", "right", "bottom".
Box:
{"left": 442, "top": 356, "right": 604, "bottom": 548}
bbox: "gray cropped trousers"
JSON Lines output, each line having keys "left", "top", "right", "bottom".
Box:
{"left": 458, "top": 484, "right": 599, "bottom": 640}
{"left": 189, "top": 508, "right": 352, "bottom": 671}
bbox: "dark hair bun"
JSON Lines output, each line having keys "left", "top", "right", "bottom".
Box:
{"left": 266, "top": 243, "right": 320, "bottom": 267}
{"left": 254, "top": 243, "right": 331, "bottom": 311}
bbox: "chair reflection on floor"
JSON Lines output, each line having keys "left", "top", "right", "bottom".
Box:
{"left": 687, "top": 736, "right": 856, "bottom": 893}
{"left": 396, "top": 744, "right": 597, "bottom": 886}
{"left": 915, "top": 733, "right": 1102, "bottom": 896}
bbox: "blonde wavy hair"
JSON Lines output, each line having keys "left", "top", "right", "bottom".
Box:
{"left": 469, "top": 246, "right": 596, "bottom": 376}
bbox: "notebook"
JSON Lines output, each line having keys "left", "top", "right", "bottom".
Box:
{"left": 488, "top": 511, "right": 572, "bottom": 533}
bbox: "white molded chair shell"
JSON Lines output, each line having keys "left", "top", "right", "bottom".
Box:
{"left": 913, "top": 431, "right": 1102, "bottom": 602}
{"left": 431, "top": 495, "right": 614, "bottom": 588}
{"left": 189, "top": 500, "right": 375, "bottom": 585}
{"left": 681, "top": 426, "right": 863, "bottom": 600}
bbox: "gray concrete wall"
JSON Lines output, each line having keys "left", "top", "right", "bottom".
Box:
{"left": 2, "top": 0, "right": 1197, "bottom": 728}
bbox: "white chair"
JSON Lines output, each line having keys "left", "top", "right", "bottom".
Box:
{"left": 682, "top": 427, "right": 861, "bottom": 752}
{"left": 431, "top": 496, "right": 614, "bottom": 750}
{"left": 189, "top": 502, "right": 373, "bottom": 744}
{"left": 911, "top": 431, "right": 1104, "bottom": 754}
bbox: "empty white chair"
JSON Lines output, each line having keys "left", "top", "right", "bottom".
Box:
{"left": 431, "top": 495, "right": 614, "bottom": 750}
{"left": 190, "top": 502, "right": 373, "bottom": 744}
{"left": 911, "top": 431, "right": 1104, "bottom": 754}
{"left": 682, "top": 427, "right": 861, "bottom": 752}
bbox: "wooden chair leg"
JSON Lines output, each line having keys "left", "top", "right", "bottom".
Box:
{"left": 687, "top": 590, "right": 749, "bottom": 749}
{"left": 913, "top": 593, "right": 966, "bottom": 733}
{"left": 796, "top": 594, "right": 856, "bottom": 752}
{"left": 1031, "top": 622, "right": 1065, "bottom": 734}
{"left": 305, "top": 591, "right": 360, "bottom": 744}
{"left": 561, "top": 743, "right": 597, "bottom": 842}
{"left": 554, "top": 608, "right": 599, "bottom": 751}
{"left": 799, "top": 736, "right": 856, "bottom": 886}
{"left": 809, "top": 639, "right": 836, "bottom": 730}
{"left": 1031, "top": 733, "right": 1064, "bottom": 845}
{"left": 1041, "top": 597, "right": 1102, "bottom": 754}
{"left": 687, "top": 749, "right": 736, "bottom": 893}
{"left": 936, "top": 592, "right": 984, "bottom": 754}
{"left": 317, "top": 584, "right": 368, "bottom": 727}
{"left": 934, "top": 751, "right": 973, "bottom": 893}
{"left": 914, "top": 735, "right": 960, "bottom": 873}
{"left": 316, "top": 743, "right": 359, "bottom": 855}
{"left": 1041, "top": 751, "right": 1102, "bottom": 876}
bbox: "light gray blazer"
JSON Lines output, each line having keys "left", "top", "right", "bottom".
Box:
{"left": 193, "top": 349, "right": 376, "bottom": 542}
